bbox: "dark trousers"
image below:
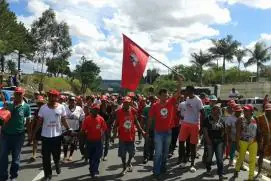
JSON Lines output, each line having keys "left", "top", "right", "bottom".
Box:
{"left": 79, "top": 133, "right": 87, "bottom": 158}
{"left": 178, "top": 138, "right": 192, "bottom": 163}
{"left": 41, "top": 136, "right": 62, "bottom": 177}
{"left": 205, "top": 141, "right": 224, "bottom": 176}
{"left": 0, "top": 133, "right": 25, "bottom": 180}
{"left": 169, "top": 126, "right": 180, "bottom": 154}
{"left": 103, "top": 131, "right": 110, "bottom": 157}
{"left": 143, "top": 129, "right": 154, "bottom": 159}
{"left": 87, "top": 141, "right": 103, "bottom": 176}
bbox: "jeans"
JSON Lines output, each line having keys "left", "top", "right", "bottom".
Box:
{"left": 205, "top": 141, "right": 224, "bottom": 176}
{"left": 229, "top": 142, "right": 236, "bottom": 161}
{"left": 235, "top": 140, "right": 258, "bottom": 180}
{"left": 87, "top": 141, "right": 103, "bottom": 176}
{"left": 169, "top": 126, "right": 180, "bottom": 154}
{"left": 144, "top": 129, "right": 154, "bottom": 159}
{"left": 41, "top": 136, "right": 62, "bottom": 177}
{"left": 0, "top": 132, "right": 25, "bottom": 180}
{"left": 153, "top": 130, "right": 172, "bottom": 176}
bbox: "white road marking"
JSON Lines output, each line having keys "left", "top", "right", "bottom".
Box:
{"left": 32, "top": 154, "right": 64, "bottom": 181}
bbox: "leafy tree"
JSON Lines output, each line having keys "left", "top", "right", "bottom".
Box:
{"left": 5, "top": 60, "right": 16, "bottom": 74}
{"left": 47, "top": 59, "right": 70, "bottom": 77}
{"left": 235, "top": 49, "right": 246, "bottom": 78}
{"left": 245, "top": 42, "right": 271, "bottom": 81}
{"left": 31, "top": 9, "right": 72, "bottom": 74}
{"left": 13, "top": 22, "right": 36, "bottom": 79}
{"left": 173, "top": 64, "right": 200, "bottom": 83}
{"left": 190, "top": 50, "right": 215, "bottom": 86}
{"left": 0, "top": 0, "right": 19, "bottom": 82}
{"left": 209, "top": 35, "right": 240, "bottom": 84}
{"left": 73, "top": 56, "right": 101, "bottom": 94}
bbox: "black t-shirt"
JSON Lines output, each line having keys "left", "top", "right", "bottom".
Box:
{"left": 203, "top": 116, "right": 225, "bottom": 141}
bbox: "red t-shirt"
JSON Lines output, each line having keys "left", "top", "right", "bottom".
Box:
{"left": 171, "top": 103, "right": 180, "bottom": 128}
{"left": 149, "top": 97, "right": 177, "bottom": 132}
{"left": 116, "top": 108, "right": 137, "bottom": 142}
{"left": 81, "top": 115, "right": 107, "bottom": 141}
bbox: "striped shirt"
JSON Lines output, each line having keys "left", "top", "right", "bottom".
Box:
{"left": 29, "top": 100, "right": 38, "bottom": 118}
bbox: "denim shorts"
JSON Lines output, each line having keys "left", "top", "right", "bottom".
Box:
{"left": 118, "top": 141, "right": 135, "bottom": 158}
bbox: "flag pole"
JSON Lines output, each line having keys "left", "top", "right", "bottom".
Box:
{"left": 149, "top": 55, "right": 180, "bottom": 76}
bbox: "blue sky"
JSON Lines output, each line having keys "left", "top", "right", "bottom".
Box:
{"left": 7, "top": 0, "right": 271, "bottom": 79}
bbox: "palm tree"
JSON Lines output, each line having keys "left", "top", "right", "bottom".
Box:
{"left": 245, "top": 42, "right": 271, "bottom": 81}
{"left": 190, "top": 50, "right": 215, "bottom": 86}
{"left": 235, "top": 49, "right": 246, "bottom": 78}
{"left": 209, "top": 35, "right": 240, "bottom": 84}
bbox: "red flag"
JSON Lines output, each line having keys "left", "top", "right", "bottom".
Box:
{"left": 121, "top": 34, "right": 150, "bottom": 91}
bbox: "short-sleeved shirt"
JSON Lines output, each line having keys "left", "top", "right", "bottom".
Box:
{"left": 203, "top": 116, "right": 225, "bottom": 141}
{"left": 203, "top": 105, "right": 213, "bottom": 118}
{"left": 2, "top": 102, "right": 30, "bottom": 134}
{"left": 65, "top": 106, "right": 84, "bottom": 131}
{"left": 81, "top": 115, "right": 107, "bottom": 141}
{"left": 142, "top": 105, "right": 152, "bottom": 128}
{"left": 39, "top": 104, "right": 66, "bottom": 138}
{"left": 225, "top": 115, "right": 237, "bottom": 141}
{"left": 257, "top": 115, "right": 271, "bottom": 143}
{"left": 178, "top": 101, "right": 186, "bottom": 122}
{"left": 29, "top": 100, "right": 38, "bottom": 118}
{"left": 239, "top": 117, "right": 257, "bottom": 141}
{"left": 149, "top": 97, "right": 176, "bottom": 132}
{"left": 183, "top": 96, "right": 203, "bottom": 125}
{"left": 116, "top": 108, "right": 137, "bottom": 142}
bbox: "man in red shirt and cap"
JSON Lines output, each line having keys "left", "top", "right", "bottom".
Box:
{"left": 81, "top": 104, "right": 107, "bottom": 179}
{"left": 148, "top": 75, "right": 183, "bottom": 178}
{"left": 113, "top": 96, "right": 146, "bottom": 176}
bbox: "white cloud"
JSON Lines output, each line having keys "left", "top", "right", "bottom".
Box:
{"left": 16, "top": 0, "right": 234, "bottom": 80}
{"left": 226, "top": 0, "right": 271, "bottom": 9}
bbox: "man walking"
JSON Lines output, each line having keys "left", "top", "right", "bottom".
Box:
{"left": 32, "top": 89, "right": 71, "bottom": 181}
{"left": 0, "top": 87, "right": 31, "bottom": 181}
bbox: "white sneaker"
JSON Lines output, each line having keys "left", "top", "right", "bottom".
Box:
{"left": 190, "top": 166, "right": 196, "bottom": 173}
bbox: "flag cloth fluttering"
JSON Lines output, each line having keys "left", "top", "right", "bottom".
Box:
{"left": 121, "top": 34, "right": 150, "bottom": 91}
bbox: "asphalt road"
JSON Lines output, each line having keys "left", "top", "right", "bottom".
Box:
{"left": 13, "top": 137, "right": 270, "bottom": 181}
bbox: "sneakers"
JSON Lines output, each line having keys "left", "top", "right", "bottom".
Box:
{"left": 190, "top": 166, "right": 196, "bottom": 173}
{"left": 127, "top": 164, "right": 133, "bottom": 172}
{"left": 55, "top": 164, "right": 61, "bottom": 174}
{"left": 120, "top": 168, "right": 127, "bottom": 176}
{"left": 143, "top": 158, "right": 148, "bottom": 164}
{"left": 206, "top": 169, "right": 212, "bottom": 176}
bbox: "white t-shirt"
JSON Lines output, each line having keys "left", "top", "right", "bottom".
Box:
{"left": 229, "top": 91, "right": 239, "bottom": 97}
{"left": 39, "top": 104, "right": 66, "bottom": 138}
{"left": 226, "top": 115, "right": 237, "bottom": 141}
{"left": 65, "top": 106, "right": 85, "bottom": 131}
{"left": 183, "top": 96, "right": 203, "bottom": 125}
{"left": 178, "top": 101, "right": 186, "bottom": 124}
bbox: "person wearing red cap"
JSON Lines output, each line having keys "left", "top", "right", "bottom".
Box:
{"left": 32, "top": 89, "right": 71, "bottom": 181}
{"left": 255, "top": 103, "right": 271, "bottom": 178}
{"left": 234, "top": 104, "right": 258, "bottom": 181}
{"left": 148, "top": 76, "right": 183, "bottom": 177}
{"left": 81, "top": 104, "right": 107, "bottom": 178}
{"left": 30, "top": 96, "right": 46, "bottom": 162}
{"left": 99, "top": 95, "right": 113, "bottom": 161}
{"left": 0, "top": 87, "right": 31, "bottom": 181}
{"left": 62, "top": 96, "right": 85, "bottom": 162}
{"left": 113, "top": 96, "right": 146, "bottom": 176}
{"left": 226, "top": 103, "right": 241, "bottom": 166}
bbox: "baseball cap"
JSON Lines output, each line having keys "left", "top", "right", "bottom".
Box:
{"left": 14, "top": 87, "right": 25, "bottom": 94}
{"left": 91, "top": 104, "right": 100, "bottom": 111}
{"left": 243, "top": 104, "right": 254, "bottom": 111}
{"left": 209, "top": 95, "right": 217, "bottom": 101}
{"left": 233, "top": 104, "right": 243, "bottom": 112}
{"left": 36, "top": 96, "right": 45, "bottom": 103}
{"left": 48, "top": 89, "right": 60, "bottom": 96}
